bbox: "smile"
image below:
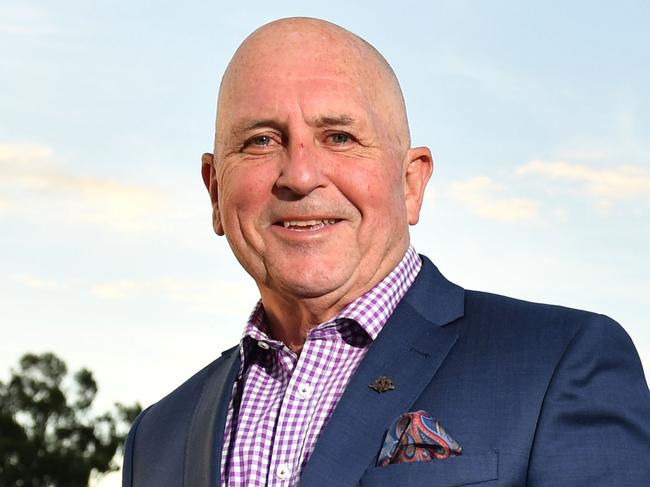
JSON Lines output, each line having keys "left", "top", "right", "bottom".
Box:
{"left": 279, "top": 219, "right": 340, "bottom": 231}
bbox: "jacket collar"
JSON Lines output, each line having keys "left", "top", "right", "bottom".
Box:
{"left": 184, "top": 346, "right": 240, "bottom": 487}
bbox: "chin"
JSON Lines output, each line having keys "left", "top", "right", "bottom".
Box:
{"left": 269, "top": 261, "right": 356, "bottom": 300}
{"left": 280, "top": 281, "right": 342, "bottom": 300}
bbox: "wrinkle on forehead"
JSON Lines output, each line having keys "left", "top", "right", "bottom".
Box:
{"left": 215, "top": 17, "right": 410, "bottom": 154}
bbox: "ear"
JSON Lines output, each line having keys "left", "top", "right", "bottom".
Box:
{"left": 403, "top": 146, "right": 433, "bottom": 225}
{"left": 201, "top": 152, "right": 224, "bottom": 236}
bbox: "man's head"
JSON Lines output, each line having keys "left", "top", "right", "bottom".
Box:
{"left": 202, "top": 18, "right": 432, "bottom": 323}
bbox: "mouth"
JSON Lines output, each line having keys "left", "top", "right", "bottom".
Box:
{"left": 275, "top": 218, "right": 341, "bottom": 232}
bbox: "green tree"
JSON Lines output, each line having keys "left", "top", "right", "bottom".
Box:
{"left": 0, "top": 352, "right": 141, "bottom": 487}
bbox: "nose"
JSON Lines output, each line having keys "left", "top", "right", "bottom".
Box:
{"left": 274, "top": 140, "right": 325, "bottom": 198}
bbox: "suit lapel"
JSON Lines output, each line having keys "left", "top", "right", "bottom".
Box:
{"left": 299, "top": 257, "right": 465, "bottom": 487}
{"left": 184, "top": 346, "right": 240, "bottom": 487}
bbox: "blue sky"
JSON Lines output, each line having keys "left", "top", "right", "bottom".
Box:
{"left": 2, "top": 1, "right": 649, "bottom": 484}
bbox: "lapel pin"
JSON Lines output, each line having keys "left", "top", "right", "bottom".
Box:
{"left": 369, "top": 375, "right": 395, "bottom": 393}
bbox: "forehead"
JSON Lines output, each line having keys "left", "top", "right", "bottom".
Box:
{"left": 222, "top": 73, "right": 374, "bottom": 127}
{"left": 216, "top": 32, "right": 390, "bottom": 133}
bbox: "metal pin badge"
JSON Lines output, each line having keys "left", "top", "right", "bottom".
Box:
{"left": 369, "top": 376, "right": 395, "bottom": 393}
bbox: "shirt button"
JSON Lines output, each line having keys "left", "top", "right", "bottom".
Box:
{"left": 257, "top": 341, "right": 270, "bottom": 350}
{"left": 276, "top": 462, "right": 291, "bottom": 480}
{"left": 296, "top": 382, "right": 313, "bottom": 399}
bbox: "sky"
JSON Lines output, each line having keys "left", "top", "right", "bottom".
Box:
{"left": 1, "top": 1, "right": 649, "bottom": 485}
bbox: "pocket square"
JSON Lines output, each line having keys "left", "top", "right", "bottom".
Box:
{"left": 377, "top": 410, "right": 462, "bottom": 466}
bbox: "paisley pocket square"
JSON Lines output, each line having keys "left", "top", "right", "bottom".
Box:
{"left": 377, "top": 410, "right": 462, "bottom": 466}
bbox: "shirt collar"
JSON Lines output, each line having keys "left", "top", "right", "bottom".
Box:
{"left": 240, "top": 245, "right": 422, "bottom": 348}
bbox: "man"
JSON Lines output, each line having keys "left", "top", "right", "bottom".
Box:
{"left": 123, "top": 18, "right": 650, "bottom": 486}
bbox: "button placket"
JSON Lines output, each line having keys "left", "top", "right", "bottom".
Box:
{"left": 276, "top": 462, "right": 291, "bottom": 481}
{"left": 267, "top": 339, "right": 318, "bottom": 486}
{"left": 296, "top": 382, "right": 313, "bottom": 400}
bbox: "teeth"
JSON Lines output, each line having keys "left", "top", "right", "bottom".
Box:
{"left": 282, "top": 219, "right": 338, "bottom": 229}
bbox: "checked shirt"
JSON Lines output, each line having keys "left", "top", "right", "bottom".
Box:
{"left": 220, "top": 246, "right": 422, "bottom": 486}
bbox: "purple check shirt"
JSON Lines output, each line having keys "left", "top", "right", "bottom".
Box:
{"left": 220, "top": 246, "right": 422, "bottom": 486}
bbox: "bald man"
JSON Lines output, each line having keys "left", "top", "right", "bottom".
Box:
{"left": 123, "top": 18, "right": 650, "bottom": 487}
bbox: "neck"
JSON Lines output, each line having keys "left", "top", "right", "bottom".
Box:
{"left": 260, "top": 293, "right": 348, "bottom": 355}
{"left": 258, "top": 260, "right": 401, "bottom": 353}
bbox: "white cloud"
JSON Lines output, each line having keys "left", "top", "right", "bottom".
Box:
{"left": 13, "top": 274, "right": 61, "bottom": 290}
{"left": 90, "top": 277, "right": 256, "bottom": 315}
{"left": 90, "top": 280, "right": 142, "bottom": 300}
{"left": 0, "top": 4, "right": 56, "bottom": 35}
{"left": 517, "top": 160, "right": 650, "bottom": 202}
{"left": 447, "top": 176, "right": 539, "bottom": 221}
{"left": 0, "top": 143, "right": 54, "bottom": 173}
{"left": 0, "top": 142, "right": 172, "bottom": 233}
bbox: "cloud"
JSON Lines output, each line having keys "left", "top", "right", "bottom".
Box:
{"left": 0, "top": 142, "right": 172, "bottom": 233}
{"left": 90, "top": 280, "right": 143, "bottom": 300}
{"left": 446, "top": 160, "right": 650, "bottom": 222}
{"left": 0, "top": 142, "right": 54, "bottom": 167}
{"left": 0, "top": 3, "right": 56, "bottom": 35}
{"left": 517, "top": 160, "right": 650, "bottom": 202}
{"left": 13, "top": 274, "right": 61, "bottom": 290}
{"left": 447, "top": 176, "right": 539, "bottom": 221}
{"left": 90, "top": 277, "right": 256, "bottom": 315}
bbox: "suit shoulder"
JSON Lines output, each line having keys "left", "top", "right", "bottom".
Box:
{"left": 460, "top": 290, "right": 638, "bottom": 364}
{"left": 465, "top": 289, "right": 620, "bottom": 332}
{"left": 453, "top": 291, "right": 647, "bottom": 402}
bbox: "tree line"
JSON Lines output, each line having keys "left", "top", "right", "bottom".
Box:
{"left": 0, "top": 352, "right": 141, "bottom": 486}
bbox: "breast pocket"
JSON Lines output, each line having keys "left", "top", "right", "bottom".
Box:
{"left": 358, "top": 451, "right": 498, "bottom": 487}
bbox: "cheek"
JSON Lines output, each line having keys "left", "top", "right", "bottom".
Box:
{"left": 219, "top": 164, "right": 277, "bottom": 220}
{"left": 341, "top": 166, "right": 405, "bottom": 216}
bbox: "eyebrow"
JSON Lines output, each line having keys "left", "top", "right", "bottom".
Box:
{"left": 239, "top": 119, "right": 286, "bottom": 133}
{"left": 313, "top": 115, "right": 356, "bottom": 127}
{"left": 232, "top": 114, "right": 357, "bottom": 136}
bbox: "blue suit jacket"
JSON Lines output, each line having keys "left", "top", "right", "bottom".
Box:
{"left": 123, "top": 256, "right": 650, "bottom": 486}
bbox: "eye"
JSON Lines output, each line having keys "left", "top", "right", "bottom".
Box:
{"left": 328, "top": 132, "right": 351, "bottom": 144}
{"left": 241, "top": 133, "right": 281, "bottom": 154}
{"left": 249, "top": 135, "right": 272, "bottom": 146}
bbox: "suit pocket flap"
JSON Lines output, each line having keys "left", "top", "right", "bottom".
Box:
{"left": 359, "top": 451, "right": 498, "bottom": 487}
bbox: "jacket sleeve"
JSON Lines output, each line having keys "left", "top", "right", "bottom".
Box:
{"left": 122, "top": 406, "right": 151, "bottom": 487}
{"left": 527, "top": 314, "right": 650, "bottom": 485}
